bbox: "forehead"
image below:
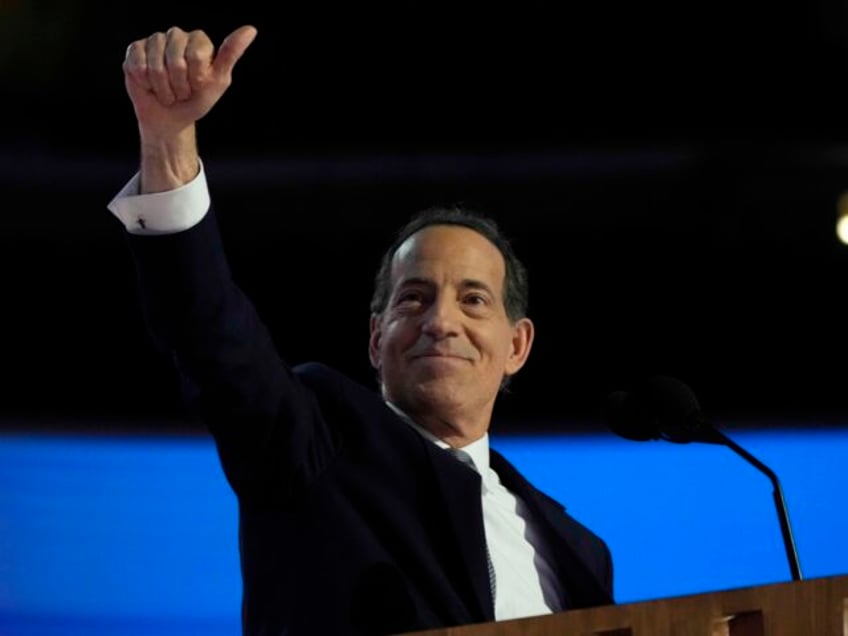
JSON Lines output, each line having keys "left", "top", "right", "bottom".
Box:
{"left": 390, "top": 224, "right": 506, "bottom": 287}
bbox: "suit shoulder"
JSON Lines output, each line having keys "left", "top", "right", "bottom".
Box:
{"left": 294, "top": 362, "right": 371, "bottom": 395}
{"left": 293, "top": 362, "right": 385, "bottom": 416}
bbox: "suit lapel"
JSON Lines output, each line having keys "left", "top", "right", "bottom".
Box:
{"left": 489, "top": 449, "right": 613, "bottom": 608}
{"left": 425, "top": 442, "right": 496, "bottom": 622}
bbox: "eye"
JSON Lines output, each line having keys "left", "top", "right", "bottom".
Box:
{"left": 395, "top": 290, "right": 424, "bottom": 306}
{"left": 463, "top": 293, "right": 489, "bottom": 306}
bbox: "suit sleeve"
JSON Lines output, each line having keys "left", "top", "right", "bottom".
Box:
{"left": 600, "top": 539, "right": 614, "bottom": 601}
{"left": 126, "top": 207, "right": 336, "bottom": 501}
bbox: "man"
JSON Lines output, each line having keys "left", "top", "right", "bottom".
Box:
{"left": 109, "top": 24, "right": 613, "bottom": 635}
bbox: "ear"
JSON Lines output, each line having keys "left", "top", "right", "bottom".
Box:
{"left": 368, "top": 313, "right": 383, "bottom": 370}
{"left": 504, "top": 317, "right": 534, "bottom": 377}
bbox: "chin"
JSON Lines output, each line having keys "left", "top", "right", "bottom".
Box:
{"left": 405, "top": 380, "right": 467, "bottom": 414}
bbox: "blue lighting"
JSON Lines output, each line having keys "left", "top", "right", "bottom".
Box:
{"left": 1, "top": 426, "right": 846, "bottom": 634}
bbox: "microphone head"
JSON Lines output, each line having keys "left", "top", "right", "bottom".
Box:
{"left": 604, "top": 375, "right": 719, "bottom": 444}
{"left": 603, "top": 389, "right": 661, "bottom": 441}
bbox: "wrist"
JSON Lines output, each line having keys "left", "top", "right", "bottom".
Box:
{"left": 139, "top": 125, "right": 200, "bottom": 193}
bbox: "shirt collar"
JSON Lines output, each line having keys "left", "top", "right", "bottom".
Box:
{"left": 386, "top": 401, "right": 491, "bottom": 476}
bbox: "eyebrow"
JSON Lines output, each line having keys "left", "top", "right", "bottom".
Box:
{"left": 396, "top": 277, "right": 497, "bottom": 297}
{"left": 460, "top": 279, "right": 496, "bottom": 297}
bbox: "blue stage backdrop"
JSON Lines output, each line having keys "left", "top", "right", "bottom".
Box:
{"left": 1, "top": 425, "right": 846, "bottom": 635}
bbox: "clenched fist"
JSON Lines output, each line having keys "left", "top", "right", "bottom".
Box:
{"left": 123, "top": 25, "right": 257, "bottom": 139}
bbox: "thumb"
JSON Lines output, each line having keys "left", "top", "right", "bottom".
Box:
{"left": 213, "top": 25, "right": 258, "bottom": 78}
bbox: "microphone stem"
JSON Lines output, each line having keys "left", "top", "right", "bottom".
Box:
{"left": 712, "top": 428, "right": 803, "bottom": 581}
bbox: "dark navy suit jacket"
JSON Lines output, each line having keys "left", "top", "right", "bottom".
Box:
{"left": 127, "top": 209, "right": 614, "bottom": 635}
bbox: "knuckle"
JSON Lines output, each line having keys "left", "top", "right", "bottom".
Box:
{"left": 184, "top": 48, "right": 206, "bottom": 63}
{"left": 146, "top": 62, "right": 166, "bottom": 78}
{"left": 168, "top": 56, "right": 188, "bottom": 71}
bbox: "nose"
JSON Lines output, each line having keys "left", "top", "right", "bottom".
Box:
{"left": 420, "top": 294, "right": 460, "bottom": 339}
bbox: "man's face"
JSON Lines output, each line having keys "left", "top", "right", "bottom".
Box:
{"left": 368, "top": 225, "right": 533, "bottom": 427}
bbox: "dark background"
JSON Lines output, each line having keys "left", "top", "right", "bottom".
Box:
{"left": 3, "top": 1, "right": 848, "bottom": 432}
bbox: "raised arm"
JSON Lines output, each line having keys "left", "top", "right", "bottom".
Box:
{"left": 122, "top": 25, "right": 256, "bottom": 193}
{"left": 117, "top": 26, "right": 337, "bottom": 499}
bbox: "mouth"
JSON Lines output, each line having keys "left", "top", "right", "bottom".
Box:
{"left": 411, "top": 352, "right": 470, "bottom": 362}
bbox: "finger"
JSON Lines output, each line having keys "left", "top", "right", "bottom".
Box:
{"left": 145, "top": 31, "right": 176, "bottom": 106}
{"left": 164, "top": 26, "right": 191, "bottom": 101}
{"left": 212, "top": 25, "right": 258, "bottom": 80}
{"left": 123, "top": 39, "right": 152, "bottom": 93}
{"left": 185, "top": 30, "right": 215, "bottom": 92}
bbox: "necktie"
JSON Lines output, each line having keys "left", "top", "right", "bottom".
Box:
{"left": 449, "top": 448, "right": 497, "bottom": 604}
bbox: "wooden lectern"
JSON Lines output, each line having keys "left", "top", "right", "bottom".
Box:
{"left": 403, "top": 574, "right": 848, "bottom": 636}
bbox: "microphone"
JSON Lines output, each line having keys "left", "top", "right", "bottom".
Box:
{"left": 604, "top": 375, "right": 723, "bottom": 444}
{"left": 604, "top": 375, "right": 803, "bottom": 581}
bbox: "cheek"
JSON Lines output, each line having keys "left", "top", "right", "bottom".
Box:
{"left": 473, "top": 325, "right": 507, "bottom": 351}
{"left": 376, "top": 324, "right": 407, "bottom": 363}
{"left": 482, "top": 329, "right": 516, "bottom": 364}
{"left": 385, "top": 318, "right": 418, "bottom": 344}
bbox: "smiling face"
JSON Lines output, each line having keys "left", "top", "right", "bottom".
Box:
{"left": 368, "top": 224, "right": 534, "bottom": 444}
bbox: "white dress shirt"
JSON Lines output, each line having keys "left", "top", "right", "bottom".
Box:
{"left": 107, "top": 164, "right": 210, "bottom": 234}
{"left": 108, "top": 166, "right": 564, "bottom": 621}
{"left": 387, "top": 404, "right": 563, "bottom": 620}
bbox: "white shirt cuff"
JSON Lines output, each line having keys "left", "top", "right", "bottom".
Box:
{"left": 106, "top": 162, "right": 211, "bottom": 235}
